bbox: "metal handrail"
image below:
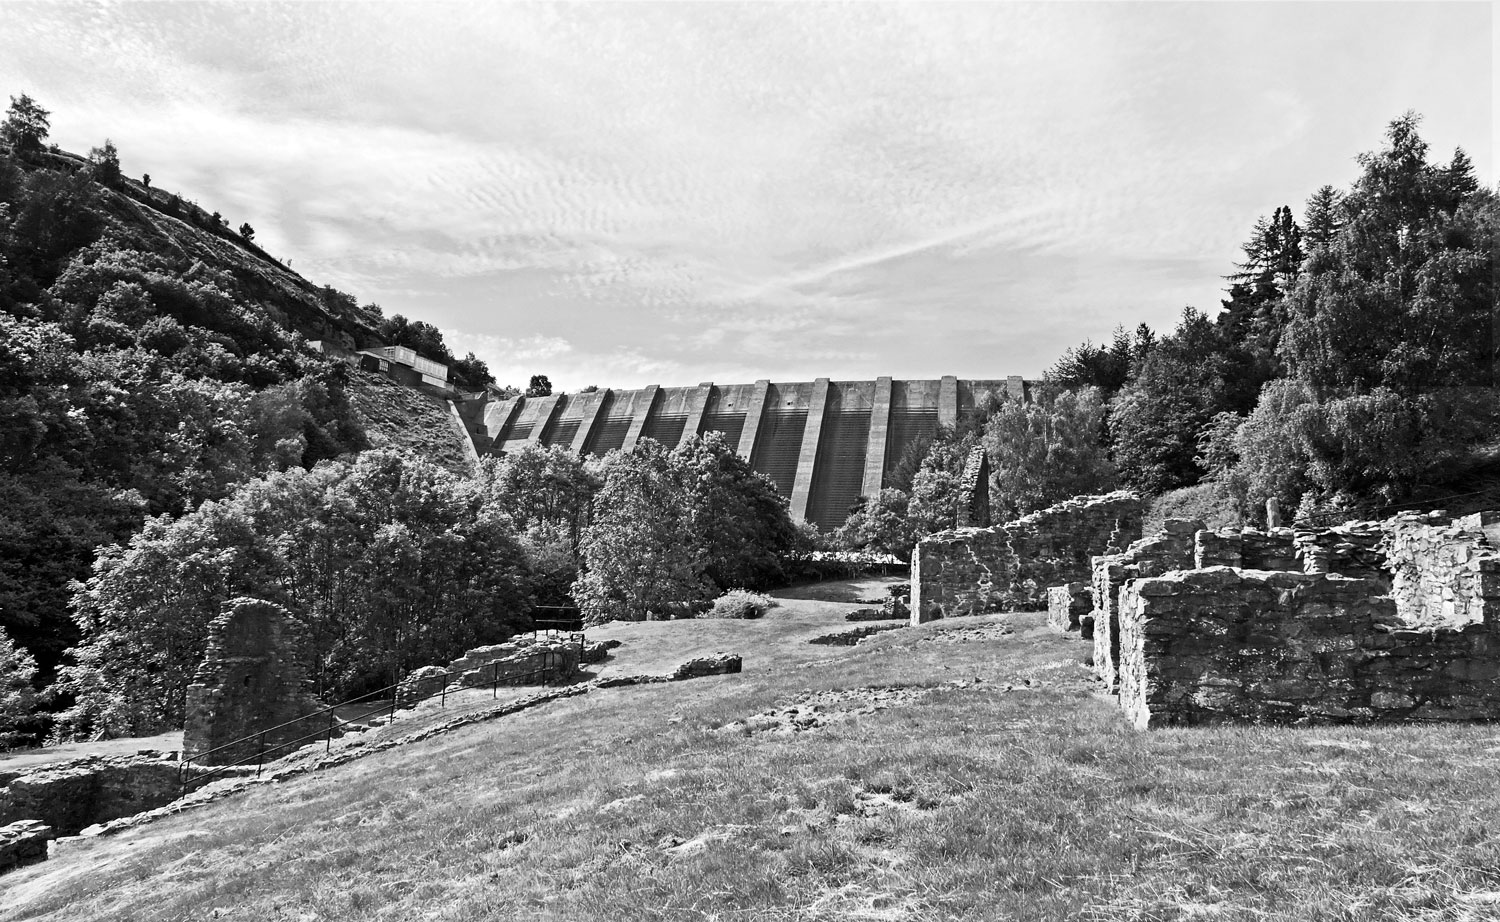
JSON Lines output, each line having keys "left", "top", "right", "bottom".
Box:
{"left": 177, "top": 632, "right": 585, "bottom": 794}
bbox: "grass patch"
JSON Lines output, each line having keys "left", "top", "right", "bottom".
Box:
{"left": 6, "top": 595, "right": 1500, "bottom": 920}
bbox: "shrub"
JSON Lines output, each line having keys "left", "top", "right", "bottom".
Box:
{"left": 1145, "top": 482, "right": 1242, "bottom": 534}
{"left": 0, "top": 627, "right": 40, "bottom": 749}
{"left": 707, "top": 590, "right": 779, "bottom": 620}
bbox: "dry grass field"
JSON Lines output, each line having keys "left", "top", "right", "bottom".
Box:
{"left": 5, "top": 577, "right": 1500, "bottom": 921}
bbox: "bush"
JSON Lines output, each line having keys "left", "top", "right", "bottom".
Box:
{"left": 707, "top": 590, "right": 779, "bottom": 620}
{"left": 1145, "top": 482, "right": 1242, "bottom": 534}
{"left": 0, "top": 627, "right": 40, "bottom": 749}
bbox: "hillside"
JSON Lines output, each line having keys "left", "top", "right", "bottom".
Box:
{"left": 27, "top": 148, "right": 383, "bottom": 349}
{"left": 0, "top": 134, "right": 480, "bottom": 695}
{"left": 4, "top": 579, "right": 1500, "bottom": 920}
{"left": 345, "top": 369, "right": 477, "bottom": 475}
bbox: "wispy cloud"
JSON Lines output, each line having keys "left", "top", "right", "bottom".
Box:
{"left": 1, "top": 2, "right": 1491, "bottom": 390}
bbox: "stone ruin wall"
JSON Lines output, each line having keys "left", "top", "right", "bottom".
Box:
{"left": 183, "top": 598, "right": 325, "bottom": 766}
{"left": 1089, "top": 510, "right": 1500, "bottom": 727}
{"left": 1046, "top": 582, "right": 1092, "bottom": 634}
{"left": 910, "top": 491, "right": 1142, "bottom": 623}
{"left": 954, "top": 447, "right": 991, "bottom": 529}
{"left": 0, "top": 754, "right": 183, "bottom": 837}
{"left": 1117, "top": 567, "right": 1500, "bottom": 729}
{"left": 1089, "top": 518, "right": 1202, "bottom": 693}
{"left": 397, "top": 637, "right": 582, "bottom": 707}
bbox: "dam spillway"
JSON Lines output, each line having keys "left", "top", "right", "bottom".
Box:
{"left": 475, "top": 377, "right": 1030, "bottom": 529}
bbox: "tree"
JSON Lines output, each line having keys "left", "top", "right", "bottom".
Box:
{"left": 141, "top": 173, "right": 150, "bottom": 190}
{"left": 87, "top": 139, "right": 121, "bottom": 187}
{"left": 2, "top": 94, "right": 50, "bottom": 155}
{"left": 1302, "top": 185, "right": 1344, "bottom": 252}
{"left": 0, "top": 628, "right": 40, "bottom": 748}
{"left": 449, "top": 352, "right": 494, "bottom": 390}
{"left": 526, "top": 374, "right": 553, "bottom": 397}
{"left": 238, "top": 222, "right": 255, "bottom": 242}
{"left": 1111, "top": 308, "right": 1260, "bottom": 493}
{"left": 984, "top": 386, "right": 1117, "bottom": 521}
{"left": 573, "top": 441, "right": 707, "bottom": 622}
{"left": 675, "top": 432, "right": 798, "bottom": 589}
{"left": 1280, "top": 113, "right": 1495, "bottom": 394}
{"left": 835, "top": 488, "right": 918, "bottom": 560}
{"left": 907, "top": 433, "right": 980, "bottom": 537}
{"left": 53, "top": 451, "right": 534, "bottom": 737}
{"left": 1044, "top": 325, "right": 1142, "bottom": 397}
{"left": 1218, "top": 205, "right": 1304, "bottom": 367}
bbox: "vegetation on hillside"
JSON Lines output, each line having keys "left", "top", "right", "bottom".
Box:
{"left": 0, "top": 95, "right": 539, "bottom": 744}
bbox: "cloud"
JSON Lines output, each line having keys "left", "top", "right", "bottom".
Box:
{"left": 0, "top": 2, "right": 1491, "bottom": 391}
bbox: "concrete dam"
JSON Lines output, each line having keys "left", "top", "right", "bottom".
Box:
{"left": 466, "top": 377, "right": 1030, "bottom": 530}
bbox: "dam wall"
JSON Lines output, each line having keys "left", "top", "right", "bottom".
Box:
{"left": 470, "top": 376, "right": 1030, "bottom": 528}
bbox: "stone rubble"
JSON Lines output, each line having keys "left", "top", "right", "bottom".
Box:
{"left": 808, "top": 624, "right": 908, "bottom": 646}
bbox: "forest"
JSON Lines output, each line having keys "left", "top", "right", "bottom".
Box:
{"left": 1, "top": 99, "right": 1495, "bottom": 747}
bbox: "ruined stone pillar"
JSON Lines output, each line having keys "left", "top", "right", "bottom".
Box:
{"left": 183, "top": 598, "right": 320, "bottom": 766}
{"left": 956, "top": 447, "right": 991, "bottom": 528}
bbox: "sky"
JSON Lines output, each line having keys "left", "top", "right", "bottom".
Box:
{"left": 2, "top": 2, "right": 1495, "bottom": 391}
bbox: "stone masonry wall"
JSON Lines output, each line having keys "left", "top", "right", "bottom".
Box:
{"left": 911, "top": 491, "right": 1142, "bottom": 623}
{"left": 0, "top": 754, "right": 181, "bottom": 836}
{"left": 396, "top": 637, "right": 582, "bottom": 707}
{"left": 1194, "top": 527, "right": 1298, "bottom": 571}
{"left": 955, "top": 447, "right": 991, "bottom": 529}
{"left": 1383, "top": 511, "right": 1500, "bottom": 629}
{"left": 1117, "top": 567, "right": 1500, "bottom": 729}
{"left": 183, "top": 598, "right": 324, "bottom": 766}
{"left": 1047, "top": 582, "right": 1093, "bottom": 634}
{"left": 1089, "top": 518, "right": 1202, "bottom": 691}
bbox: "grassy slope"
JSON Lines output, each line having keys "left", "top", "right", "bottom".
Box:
{"left": 38, "top": 149, "right": 384, "bottom": 348}
{"left": 5, "top": 579, "right": 1500, "bottom": 921}
{"left": 345, "top": 370, "right": 475, "bottom": 475}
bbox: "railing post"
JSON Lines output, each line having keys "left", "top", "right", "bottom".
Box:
{"left": 441, "top": 678, "right": 447, "bottom": 708}
{"left": 326, "top": 708, "right": 335, "bottom": 753}
{"left": 492, "top": 661, "right": 499, "bottom": 699}
{"left": 256, "top": 730, "right": 267, "bottom": 779}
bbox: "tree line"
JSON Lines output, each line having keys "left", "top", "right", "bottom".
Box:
{"left": 836, "top": 113, "right": 1497, "bottom": 559}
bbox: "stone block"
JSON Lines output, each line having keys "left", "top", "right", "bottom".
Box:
{"left": 672, "top": 653, "right": 742, "bottom": 679}
{"left": 0, "top": 820, "right": 51, "bottom": 874}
